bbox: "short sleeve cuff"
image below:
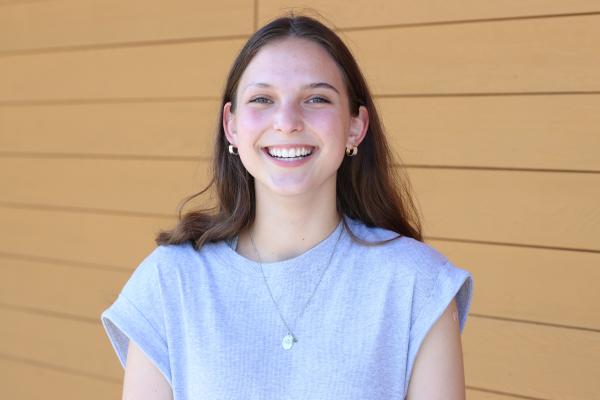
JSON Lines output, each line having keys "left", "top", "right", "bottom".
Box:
{"left": 405, "top": 261, "right": 473, "bottom": 391}
{"left": 101, "top": 294, "right": 171, "bottom": 385}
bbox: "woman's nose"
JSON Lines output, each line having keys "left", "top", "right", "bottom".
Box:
{"left": 273, "top": 102, "right": 303, "bottom": 134}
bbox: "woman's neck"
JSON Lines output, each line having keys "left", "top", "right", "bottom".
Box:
{"left": 236, "top": 189, "right": 341, "bottom": 263}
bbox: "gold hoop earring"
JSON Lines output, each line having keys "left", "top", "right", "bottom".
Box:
{"left": 345, "top": 146, "right": 358, "bottom": 157}
{"left": 228, "top": 144, "right": 239, "bottom": 155}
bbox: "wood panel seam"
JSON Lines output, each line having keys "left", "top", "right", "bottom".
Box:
{"left": 469, "top": 313, "right": 600, "bottom": 334}
{"left": 0, "top": 96, "right": 220, "bottom": 107}
{"left": 0, "top": 353, "right": 120, "bottom": 383}
{"left": 0, "top": 251, "right": 132, "bottom": 272}
{"left": 425, "top": 236, "right": 600, "bottom": 254}
{"left": 466, "top": 385, "right": 550, "bottom": 400}
{"left": 0, "top": 151, "right": 208, "bottom": 162}
{"left": 0, "top": 201, "right": 176, "bottom": 219}
{"left": 0, "top": 302, "right": 101, "bottom": 325}
{"left": 339, "top": 11, "right": 600, "bottom": 33}
{"left": 0, "top": 34, "right": 250, "bottom": 57}
{"left": 253, "top": 0, "right": 258, "bottom": 31}
{"left": 373, "top": 91, "right": 600, "bottom": 98}
{"left": 404, "top": 165, "right": 600, "bottom": 174}
{"left": 0, "top": 0, "right": 53, "bottom": 6}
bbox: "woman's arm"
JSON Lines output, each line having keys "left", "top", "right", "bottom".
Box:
{"left": 122, "top": 340, "right": 173, "bottom": 400}
{"left": 406, "top": 299, "right": 466, "bottom": 400}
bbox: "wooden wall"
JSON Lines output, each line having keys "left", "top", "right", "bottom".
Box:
{"left": 1, "top": 1, "right": 599, "bottom": 399}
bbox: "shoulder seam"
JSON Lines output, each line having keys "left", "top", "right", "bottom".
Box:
{"left": 411, "top": 260, "right": 449, "bottom": 327}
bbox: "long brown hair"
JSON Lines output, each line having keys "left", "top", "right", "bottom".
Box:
{"left": 156, "top": 15, "right": 422, "bottom": 249}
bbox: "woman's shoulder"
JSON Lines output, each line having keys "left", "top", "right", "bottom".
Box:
{"left": 122, "top": 241, "right": 227, "bottom": 293}
{"left": 346, "top": 217, "right": 449, "bottom": 272}
{"left": 130, "top": 241, "right": 212, "bottom": 277}
{"left": 345, "top": 217, "right": 472, "bottom": 294}
{"left": 346, "top": 218, "right": 473, "bottom": 330}
{"left": 140, "top": 241, "right": 197, "bottom": 264}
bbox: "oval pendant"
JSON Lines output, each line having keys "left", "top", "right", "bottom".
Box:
{"left": 282, "top": 334, "right": 296, "bottom": 350}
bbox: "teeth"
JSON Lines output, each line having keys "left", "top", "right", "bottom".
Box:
{"left": 267, "top": 147, "right": 313, "bottom": 158}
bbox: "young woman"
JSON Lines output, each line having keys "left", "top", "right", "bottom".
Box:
{"left": 102, "top": 15, "right": 473, "bottom": 400}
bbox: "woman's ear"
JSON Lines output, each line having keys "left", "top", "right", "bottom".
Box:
{"left": 223, "top": 102, "right": 237, "bottom": 145}
{"left": 347, "top": 105, "right": 369, "bottom": 148}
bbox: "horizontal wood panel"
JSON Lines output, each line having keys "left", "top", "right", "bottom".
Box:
{"left": 3, "top": 16, "right": 600, "bottom": 102}
{"left": 0, "top": 308, "right": 122, "bottom": 379}
{"left": 0, "top": 101, "right": 219, "bottom": 157}
{"left": 429, "top": 239, "right": 600, "bottom": 331}
{"left": 2, "top": 94, "right": 599, "bottom": 171}
{"left": 0, "top": 206, "right": 173, "bottom": 268}
{"left": 347, "top": 14, "right": 600, "bottom": 95}
{"left": 0, "top": 256, "right": 129, "bottom": 319}
{"left": 259, "top": 0, "right": 600, "bottom": 28}
{"left": 410, "top": 168, "right": 600, "bottom": 251}
{"left": 378, "top": 95, "right": 600, "bottom": 171}
{"left": 0, "top": 157, "right": 210, "bottom": 215}
{"left": 0, "top": 0, "right": 253, "bottom": 52}
{"left": 0, "top": 38, "right": 245, "bottom": 101}
{"left": 3, "top": 0, "right": 597, "bottom": 52}
{"left": 0, "top": 357, "right": 121, "bottom": 399}
{"left": 2, "top": 160, "right": 598, "bottom": 250}
{"left": 463, "top": 317, "right": 600, "bottom": 399}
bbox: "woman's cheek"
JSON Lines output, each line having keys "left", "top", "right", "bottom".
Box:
{"left": 239, "top": 107, "right": 271, "bottom": 128}
{"left": 307, "top": 116, "right": 345, "bottom": 140}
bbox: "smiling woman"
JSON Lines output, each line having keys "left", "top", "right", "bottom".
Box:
{"left": 101, "top": 14, "right": 473, "bottom": 400}
{"left": 223, "top": 37, "right": 367, "bottom": 199}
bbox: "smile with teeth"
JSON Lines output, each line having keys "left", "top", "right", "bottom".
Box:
{"left": 266, "top": 146, "right": 314, "bottom": 160}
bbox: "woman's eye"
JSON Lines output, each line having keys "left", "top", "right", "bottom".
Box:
{"left": 307, "top": 96, "right": 330, "bottom": 104}
{"left": 249, "top": 97, "right": 272, "bottom": 104}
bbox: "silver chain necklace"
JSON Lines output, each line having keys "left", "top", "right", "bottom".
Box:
{"left": 248, "top": 221, "right": 344, "bottom": 350}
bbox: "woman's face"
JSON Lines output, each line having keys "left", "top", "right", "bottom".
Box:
{"left": 223, "top": 37, "right": 368, "bottom": 199}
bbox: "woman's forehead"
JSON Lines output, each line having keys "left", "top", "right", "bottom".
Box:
{"left": 239, "top": 38, "right": 345, "bottom": 90}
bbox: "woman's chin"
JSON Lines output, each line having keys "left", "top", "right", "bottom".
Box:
{"left": 257, "top": 175, "right": 335, "bottom": 199}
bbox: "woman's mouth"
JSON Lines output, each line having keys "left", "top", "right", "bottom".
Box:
{"left": 264, "top": 146, "right": 315, "bottom": 161}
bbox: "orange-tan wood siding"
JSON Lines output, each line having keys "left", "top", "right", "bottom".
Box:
{"left": 1, "top": 1, "right": 598, "bottom": 399}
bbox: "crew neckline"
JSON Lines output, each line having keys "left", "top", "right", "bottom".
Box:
{"left": 212, "top": 217, "right": 348, "bottom": 275}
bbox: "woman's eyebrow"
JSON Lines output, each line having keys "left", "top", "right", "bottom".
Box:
{"left": 243, "top": 82, "right": 340, "bottom": 94}
{"left": 247, "top": 82, "right": 270, "bottom": 89}
{"left": 305, "top": 82, "right": 339, "bottom": 94}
